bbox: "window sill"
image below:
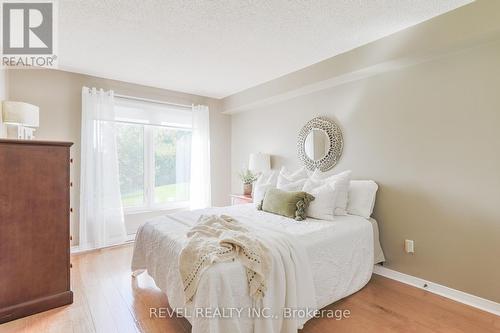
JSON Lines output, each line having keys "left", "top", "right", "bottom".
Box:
{"left": 124, "top": 202, "right": 190, "bottom": 215}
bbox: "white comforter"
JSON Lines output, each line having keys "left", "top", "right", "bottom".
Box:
{"left": 131, "top": 204, "right": 375, "bottom": 333}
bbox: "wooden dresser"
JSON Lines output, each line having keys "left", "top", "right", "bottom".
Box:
{"left": 0, "top": 139, "right": 74, "bottom": 323}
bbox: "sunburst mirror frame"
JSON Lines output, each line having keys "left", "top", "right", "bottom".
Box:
{"left": 297, "top": 116, "right": 344, "bottom": 171}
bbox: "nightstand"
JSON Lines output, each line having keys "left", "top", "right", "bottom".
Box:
{"left": 230, "top": 194, "right": 253, "bottom": 205}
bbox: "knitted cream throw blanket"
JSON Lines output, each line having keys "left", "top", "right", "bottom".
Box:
{"left": 179, "top": 214, "right": 271, "bottom": 303}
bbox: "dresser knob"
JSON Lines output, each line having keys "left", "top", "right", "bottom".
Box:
{"left": 70, "top": 158, "right": 73, "bottom": 163}
{"left": 70, "top": 263, "right": 73, "bottom": 268}
{"left": 70, "top": 182, "right": 73, "bottom": 187}
{"left": 70, "top": 208, "right": 73, "bottom": 213}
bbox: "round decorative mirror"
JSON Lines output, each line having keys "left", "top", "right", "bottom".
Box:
{"left": 304, "top": 129, "right": 331, "bottom": 161}
{"left": 297, "top": 117, "right": 343, "bottom": 171}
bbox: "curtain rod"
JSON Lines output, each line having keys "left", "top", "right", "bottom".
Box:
{"left": 114, "top": 93, "right": 193, "bottom": 109}
{"left": 107, "top": 119, "right": 192, "bottom": 131}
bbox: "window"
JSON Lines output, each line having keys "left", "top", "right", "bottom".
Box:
{"left": 113, "top": 97, "right": 192, "bottom": 212}
{"left": 116, "top": 123, "right": 145, "bottom": 208}
{"left": 153, "top": 126, "right": 191, "bottom": 204}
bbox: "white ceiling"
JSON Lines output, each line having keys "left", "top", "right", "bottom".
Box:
{"left": 58, "top": 0, "right": 472, "bottom": 98}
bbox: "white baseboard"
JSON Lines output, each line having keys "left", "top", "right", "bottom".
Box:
{"left": 373, "top": 265, "right": 500, "bottom": 316}
{"left": 71, "top": 236, "right": 135, "bottom": 255}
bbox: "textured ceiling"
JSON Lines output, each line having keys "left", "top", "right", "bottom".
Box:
{"left": 58, "top": 0, "right": 472, "bottom": 98}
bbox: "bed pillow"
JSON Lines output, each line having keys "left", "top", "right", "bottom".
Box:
{"left": 252, "top": 170, "right": 278, "bottom": 206}
{"left": 310, "top": 169, "right": 351, "bottom": 215}
{"left": 254, "top": 170, "right": 278, "bottom": 188}
{"left": 253, "top": 182, "right": 274, "bottom": 207}
{"left": 258, "top": 188, "right": 314, "bottom": 221}
{"left": 303, "top": 182, "right": 337, "bottom": 221}
{"left": 347, "top": 180, "right": 378, "bottom": 218}
{"left": 278, "top": 178, "right": 307, "bottom": 192}
{"left": 276, "top": 166, "right": 308, "bottom": 191}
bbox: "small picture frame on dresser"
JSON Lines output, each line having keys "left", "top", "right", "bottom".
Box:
{"left": 230, "top": 194, "right": 253, "bottom": 205}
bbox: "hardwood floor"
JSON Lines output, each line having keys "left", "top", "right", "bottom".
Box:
{"left": 1, "top": 244, "right": 498, "bottom": 333}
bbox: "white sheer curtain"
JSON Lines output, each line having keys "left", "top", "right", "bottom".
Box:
{"left": 80, "top": 87, "right": 126, "bottom": 250}
{"left": 190, "top": 105, "right": 211, "bottom": 209}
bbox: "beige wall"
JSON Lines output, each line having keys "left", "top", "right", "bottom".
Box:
{"left": 222, "top": 1, "right": 500, "bottom": 114}
{"left": 0, "top": 70, "right": 6, "bottom": 136}
{"left": 0, "top": 70, "right": 7, "bottom": 100}
{"left": 7, "top": 69, "right": 231, "bottom": 246}
{"left": 231, "top": 40, "right": 500, "bottom": 302}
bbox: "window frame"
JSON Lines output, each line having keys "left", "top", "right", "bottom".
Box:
{"left": 114, "top": 120, "right": 192, "bottom": 214}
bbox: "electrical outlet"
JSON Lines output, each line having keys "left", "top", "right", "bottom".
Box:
{"left": 405, "top": 239, "right": 414, "bottom": 254}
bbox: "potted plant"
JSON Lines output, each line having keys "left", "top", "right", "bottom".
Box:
{"left": 238, "top": 169, "right": 259, "bottom": 196}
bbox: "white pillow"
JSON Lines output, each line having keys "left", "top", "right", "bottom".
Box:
{"left": 276, "top": 166, "right": 308, "bottom": 191}
{"left": 254, "top": 170, "right": 278, "bottom": 187}
{"left": 347, "top": 180, "right": 378, "bottom": 218}
{"left": 310, "top": 169, "right": 352, "bottom": 215}
{"left": 303, "top": 183, "right": 337, "bottom": 221}
{"left": 252, "top": 171, "right": 278, "bottom": 206}
{"left": 279, "top": 178, "right": 307, "bottom": 191}
{"left": 253, "top": 183, "right": 273, "bottom": 206}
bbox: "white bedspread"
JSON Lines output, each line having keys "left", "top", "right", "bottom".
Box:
{"left": 131, "top": 204, "right": 375, "bottom": 333}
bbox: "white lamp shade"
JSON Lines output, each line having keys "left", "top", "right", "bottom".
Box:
{"left": 2, "top": 101, "right": 40, "bottom": 127}
{"left": 249, "top": 153, "right": 271, "bottom": 173}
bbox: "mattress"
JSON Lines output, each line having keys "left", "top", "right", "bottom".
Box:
{"left": 132, "top": 204, "right": 384, "bottom": 313}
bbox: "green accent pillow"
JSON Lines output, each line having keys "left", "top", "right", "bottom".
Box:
{"left": 258, "top": 188, "right": 315, "bottom": 221}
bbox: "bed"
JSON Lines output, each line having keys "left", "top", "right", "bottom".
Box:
{"left": 131, "top": 203, "right": 385, "bottom": 332}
